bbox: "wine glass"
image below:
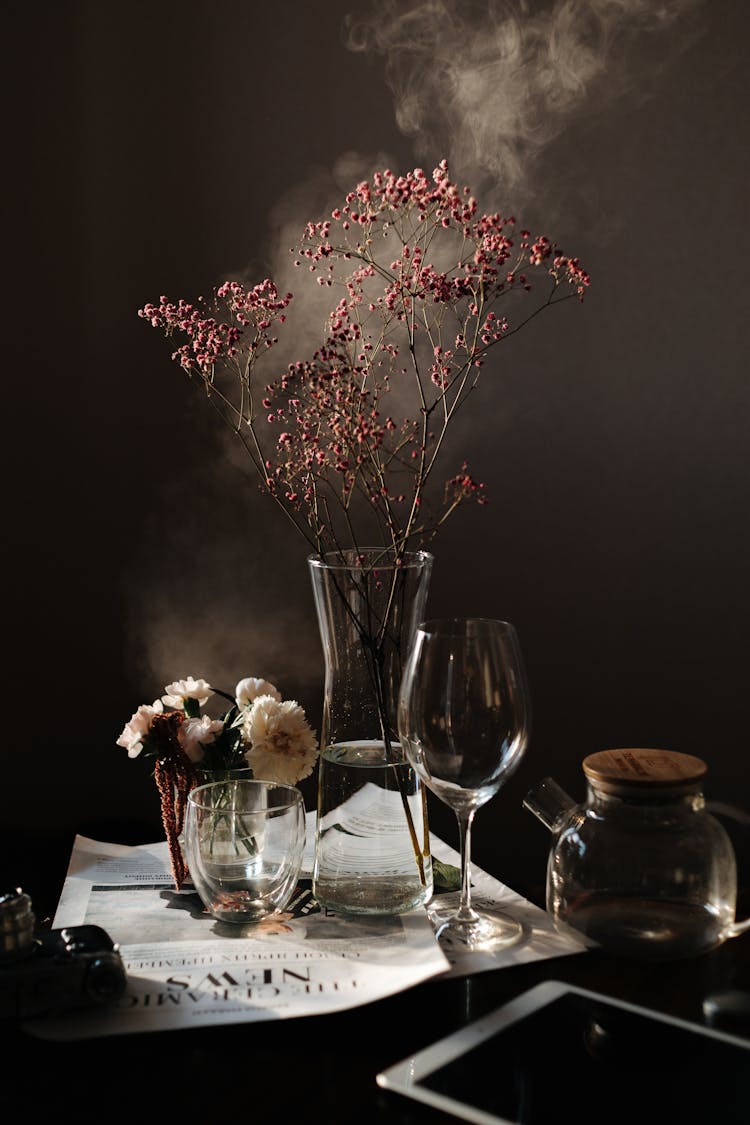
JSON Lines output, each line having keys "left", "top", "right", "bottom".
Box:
{"left": 398, "top": 617, "right": 531, "bottom": 951}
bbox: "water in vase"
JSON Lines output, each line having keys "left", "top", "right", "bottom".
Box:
{"left": 313, "top": 740, "right": 433, "bottom": 915}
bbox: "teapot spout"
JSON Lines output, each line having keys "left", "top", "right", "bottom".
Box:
{"left": 523, "top": 776, "right": 576, "bottom": 832}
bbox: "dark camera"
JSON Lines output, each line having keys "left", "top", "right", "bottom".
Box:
{"left": 0, "top": 888, "right": 127, "bottom": 1021}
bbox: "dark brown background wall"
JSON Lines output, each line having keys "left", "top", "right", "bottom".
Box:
{"left": 5, "top": 1, "right": 749, "bottom": 900}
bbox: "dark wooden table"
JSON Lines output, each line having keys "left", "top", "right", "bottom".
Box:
{"left": 3, "top": 820, "right": 749, "bottom": 1123}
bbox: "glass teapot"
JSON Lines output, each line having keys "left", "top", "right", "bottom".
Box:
{"left": 523, "top": 748, "right": 750, "bottom": 961}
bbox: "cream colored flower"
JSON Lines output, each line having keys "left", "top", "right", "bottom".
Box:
{"left": 162, "top": 677, "right": 214, "bottom": 708}
{"left": 178, "top": 714, "right": 224, "bottom": 763}
{"left": 242, "top": 695, "right": 318, "bottom": 785}
{"left": 235, "top": 677, "right": 281, "bottom": 708}
{"left": 116, "top": 700, "right": 164, "bottom": 758}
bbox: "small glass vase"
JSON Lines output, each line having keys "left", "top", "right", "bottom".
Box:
{"left": 175, "top": 767, "right": 254, "bottom": 877}
{"left": 184, "top": 779, "right": 305, "bottom": 924}
{"left": 308, "top": 548, "right": 434, "bottom": 915}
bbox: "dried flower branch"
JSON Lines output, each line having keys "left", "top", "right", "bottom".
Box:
{"left": 139, "top": 160, "right": 589, "bottom": 562}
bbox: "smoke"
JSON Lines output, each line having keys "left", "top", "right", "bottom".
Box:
{"left": 123, "top": 443, "right": 324, "bottom": 710}
{"left": 127, "top": 0, "right": 706, "bottom": 703}
{"left": 129, "top": 153, "right": 405, "bottom": 705}
{"left": 343, "top": 0, "right": 704, "bottom": 213}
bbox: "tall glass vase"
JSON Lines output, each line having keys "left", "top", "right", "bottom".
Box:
{"left": 309, "top": 548, "right": 434, "bottom": 915}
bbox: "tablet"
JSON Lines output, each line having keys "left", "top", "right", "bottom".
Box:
{"left": 377, "top": 980, "right": 749, "bottom": 1124}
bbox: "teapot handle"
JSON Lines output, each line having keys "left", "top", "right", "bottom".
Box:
{"left": 707, "top": 800, "right": 750, "bottom": 941}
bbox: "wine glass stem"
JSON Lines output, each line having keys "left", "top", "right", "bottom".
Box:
{"left": 455, "top": 809, "right": 480, "bottom": 924}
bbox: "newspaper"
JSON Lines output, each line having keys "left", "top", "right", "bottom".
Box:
{"left": 25, "top": 812, "right": 586, "bottom": 1040}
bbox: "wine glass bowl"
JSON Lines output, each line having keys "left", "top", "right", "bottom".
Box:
{"left": 398, "top": 617, "right": 531, "bottom": 951}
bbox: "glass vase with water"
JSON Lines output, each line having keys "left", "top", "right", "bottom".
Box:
{"left": 309, "top": 548, "right": 433, "bottom": 915}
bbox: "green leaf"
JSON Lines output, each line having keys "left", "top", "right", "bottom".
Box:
{"left": 432, "top": 858, "right": 462, "bottom": 891}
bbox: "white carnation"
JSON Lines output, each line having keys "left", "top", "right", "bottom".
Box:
{"left": 178, "top": 714, "right": 224, "bottom": 763}
{"left": 116, "top": 700, "right": 164, "bottom": 759}
{"left": 235, "top": 677, "right": 281, "bottom": 708}
{"left": 162, "top": 676, "right": 214, "bottom": 708}
{"left": 242, "top": 695, "right": 318, "bottom": 785}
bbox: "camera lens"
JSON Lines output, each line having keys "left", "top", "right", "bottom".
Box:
{"left": 0, "top": 889, "right": 36, "bottom": 961}
{"left": 84, "top": 956, "right": 127, "bottom": 1004}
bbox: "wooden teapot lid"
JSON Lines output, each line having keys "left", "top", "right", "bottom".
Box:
{"left": 582, "top": 748, "right": 707, "bottom": 794}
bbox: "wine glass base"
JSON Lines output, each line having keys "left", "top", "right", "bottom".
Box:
{"left": 428, "top": 905, "right": 526, "bottom": 953}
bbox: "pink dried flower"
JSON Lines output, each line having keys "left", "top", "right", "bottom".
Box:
{"left": 139, "top": 161, "right": 588, "bottom": 560}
